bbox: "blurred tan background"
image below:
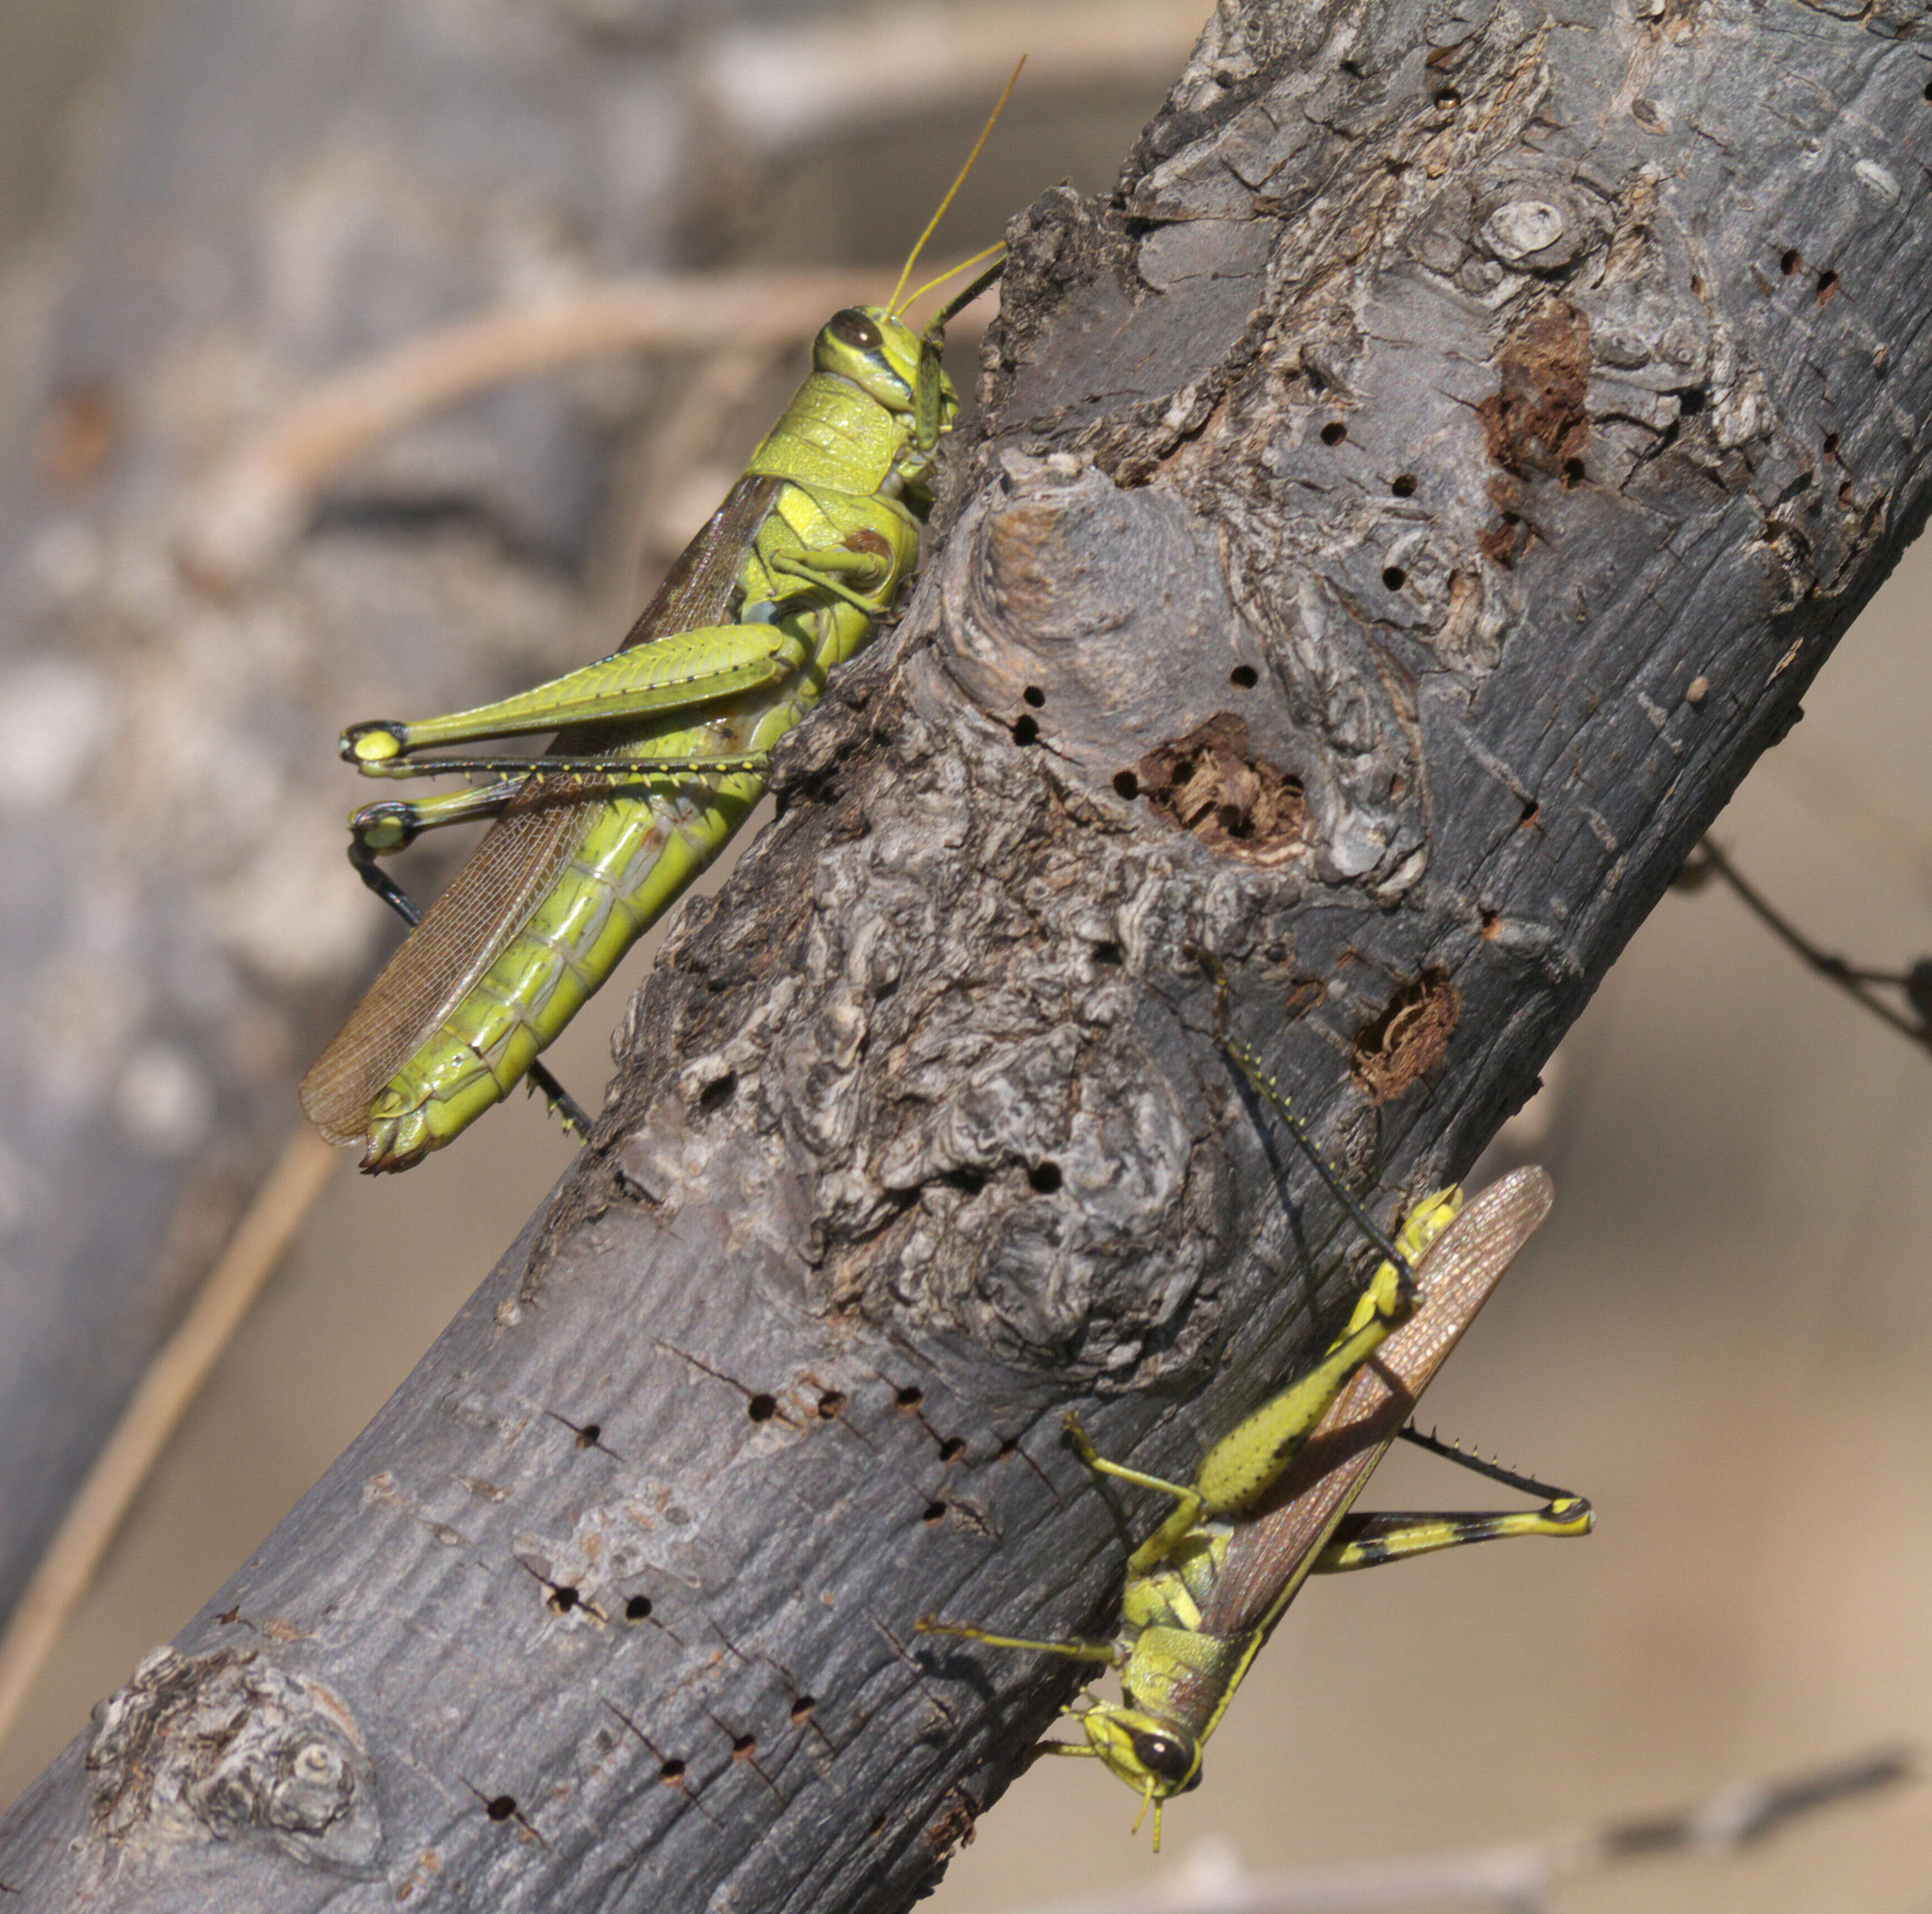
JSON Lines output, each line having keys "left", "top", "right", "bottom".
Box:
{"left": 1, "top": 4, "right": 1929, "bottom": 1910}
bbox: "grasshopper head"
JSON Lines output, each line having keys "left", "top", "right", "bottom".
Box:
{"left": 1079, "top": 1703, "right": 1203, "bottom": 1814}
{"left": 814, "top": 305, "right": 955, "bottom": 429}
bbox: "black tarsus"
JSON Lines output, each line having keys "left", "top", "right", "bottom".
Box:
{"left": 346, "top": 838, "right": 594, "bottom": 1141}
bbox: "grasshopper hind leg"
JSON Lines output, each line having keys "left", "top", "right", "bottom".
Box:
{"left": 346, "top": 777, "right": 531, "bottom": 929}
{"left": 1315, "top": 1498, "right": 1592, "bottom": 1572}
{"left": 1315, "top": 1433, "right": 1594, "bottom": 1573}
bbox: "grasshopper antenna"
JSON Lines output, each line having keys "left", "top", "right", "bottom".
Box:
{"left": 887, "top": 56, "right": 1024, "bottom": 318}
{"left": 1201, "top": 951, "right": 1419, "bottom": 1291}
{"left": 904, "top": 241, "right": 1007, "bottom": 329}
{"left": 924, "top": 250, "right": 1008, "bottom": 332}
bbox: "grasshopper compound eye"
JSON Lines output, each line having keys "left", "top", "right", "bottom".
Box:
{"left": 1129, "top": 1728, "right": 1196, "bottom": 1788}
{"left": 828, "top": 309, "right": 883, "bottom": 350}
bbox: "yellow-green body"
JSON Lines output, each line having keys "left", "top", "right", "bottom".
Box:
{"left": 919, "top": 1167, "right": 1592, "bottom": 1845}
{"left": 1080, "top": 1191, "right": 1466, "bottom": 1787}
{"left": 302, "top": 305, "right": 954, "bottom": 1170}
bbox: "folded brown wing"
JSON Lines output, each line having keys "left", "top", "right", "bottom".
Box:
{"left": 1198, "top": 1166, "right": 1557, "bottom": 1640}
{"left": 300, "top": 475, "right": 782, "bottom": 1143}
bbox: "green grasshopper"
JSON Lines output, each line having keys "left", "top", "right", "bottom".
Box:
{"left": 919, "top": 1013, "right": 1592, "bottom": 1847}
{"left": 300, "top": 79, "right": 1017, "bottom": 1172}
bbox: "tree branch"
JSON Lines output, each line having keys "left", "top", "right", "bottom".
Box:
{"left": 2, "top": 0, "right": 1927, "bottom": 1908}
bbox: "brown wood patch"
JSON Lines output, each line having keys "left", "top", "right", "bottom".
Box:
{"left": 1350, "top": 969, "right": 1462, "bottom": 1103}
{"left": 1134, "top": 713, "right": 1308, "bottom": 869}
{"left": 1473, "top": 300, "right": 1591, "bottom": 568}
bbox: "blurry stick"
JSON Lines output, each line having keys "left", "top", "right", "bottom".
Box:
{"left": 179, "top": 265, "right": 996, "bottom": 587}
{"left": 0, "top": 1129, "right": 339, "bottom": 1750}
{"left": 1680, "top": 839, "right": 1932, "bottom": 1054}
{"left": 701, "top": 0, "right": 1204, "bottom": 152}
{"left": 994, "top": 1748, "right": 1914, "bottom": 1914}
{"left": 635, "top": 337, "right": 796, "bottom": 562}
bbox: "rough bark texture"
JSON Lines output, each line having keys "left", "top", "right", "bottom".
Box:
{"left": 4, "top": 0, "right": 1929, "bottom": 1907}
{"left": 0, "top": 0, "right": 823, "bottom": 1635}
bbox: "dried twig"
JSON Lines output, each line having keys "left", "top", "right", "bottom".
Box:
{"left": 993, "top": 1749, "right": 1914, "bottom": 1914}
{"left": 1680, "top": 839, "right": 1932, "bottom": 1054}
{"left": 699, "top": 0, "right": 1203, "bottom": 153}
{"left": 0, "top": 1129, "right": 338, "bottom": 1751}
{"left": 179, "top": 266, "right": 994, "bottom": 587}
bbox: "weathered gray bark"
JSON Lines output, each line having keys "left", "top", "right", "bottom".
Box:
{"left": 3, "top": 0, "right": 1928, "bottom": 1907}
{"left": 0, "top": 0, "right": 828, "bottom": 1635}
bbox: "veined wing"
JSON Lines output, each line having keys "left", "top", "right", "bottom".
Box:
{"left": 1198, "top": 1166, "right": 1557, "bottom": 1639}
{"left": 612, "top": 473, "right": 783, "bottom": 656}
{"left": 300, "top": 474, "right": 783, "bottom": 1143}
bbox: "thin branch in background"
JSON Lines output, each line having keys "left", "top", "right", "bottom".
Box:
{"left": 697, "top": 0, "right": 1204, "bottom": 155}
{"left": 993, "top": 1748, "right": 1914, "bottom": 1914}
{"left": 633, "top": 337, "right": 798, "bottom": 562}
{"left": 1679, "top": 839, "right": 1932, "bottom": 1054}
{"left": 0, "top": 1129, "right": 338, "bottom": 1752}
{"left": 178, "top": 266, "right": 994, "bottom": 590}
